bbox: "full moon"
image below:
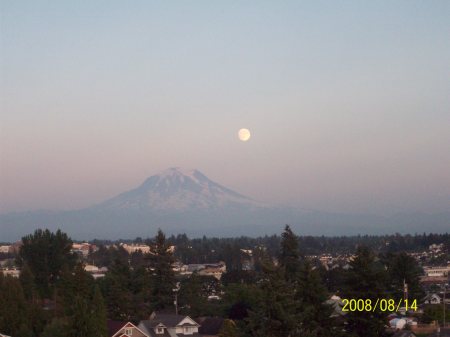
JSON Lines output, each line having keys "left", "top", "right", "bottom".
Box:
{"left": 238, "top": 128, "right": 251, "bottom": 141}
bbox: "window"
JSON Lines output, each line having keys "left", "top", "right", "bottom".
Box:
{"left": 156, "top": 327, "right": 164, "bottom": 334}
{"left": 125, "top": 328, "right": 132, "bottom": 336}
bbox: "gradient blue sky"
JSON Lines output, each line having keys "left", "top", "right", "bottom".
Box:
{"left": 1, "top": 1, "right": 449, "bottom": 215}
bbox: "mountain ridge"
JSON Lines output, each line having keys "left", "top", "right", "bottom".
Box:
{"left": 0, "top": 168, "right": 449, "bottom": 241}
{"left": 91, "top": 167, "right": 263, "bottom": 212}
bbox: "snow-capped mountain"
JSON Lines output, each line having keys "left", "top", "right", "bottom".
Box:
{"left": 1, "top": 168, "right": 450, "bottom": 241}
{"left": 95, "top": 167, "right": 262, "bottom": 211}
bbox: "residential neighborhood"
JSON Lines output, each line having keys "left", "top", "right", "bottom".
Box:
{"left": 1, "top": 230, "right": 449, "bottom": 337}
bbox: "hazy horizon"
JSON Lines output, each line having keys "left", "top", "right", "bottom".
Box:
{"left": 1, "top": 1, "right": 450, "bottom": 217}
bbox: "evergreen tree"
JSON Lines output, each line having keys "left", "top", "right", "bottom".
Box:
{"left": 41, "top": 318, "right": 69, "bottom": 337}
{"left": 219, "top": 319, "right": 240, "bottom": 337}
{"left": 91, "top": 285, "right": 108, "bottom": 337}
{"left": 0, "top": 274, "right": 31, "bottom": 336}
{"left": 279, "top": 225, "right": 301, "bottom": 280}
{"left": 130, "top": 266, "right": 153, "bottom": 320}
{"left": 70, "top": 296, "right": 95, "bottom": 337}
{"left": 28, "top": 302, "right": 49, "bottom": 337}
{"left": 343, "top": 246, "right": 388, "bottom": 337}
{"left": 149, "top": 229, "right": 176, "bottom": 310}
{"left": 19, "top": 262, "right": 36, "bottom": 301}
{"left": 279, "top": 226, "right": 335, "bottom": 336}
{"left": 56, "top": 263, "right": 94, "bottom": 317}
{"left": 100, "top": 258, "right": 133, "bottom": 320}
{"left": 247, "top": 261, "right": 298, "bottom": 337}
{"left": 16, "top": 324, "right": 33, "bottom": 337}
{"left": 386, "top": 252, "right": 423, "bottom": 300}
{"left": 18, "top": 229, "right": 76, "bottom": 297}
{"left": 422, "top": 304, "right": 450, "bottom": 323}
{"left": 179, "top": 273, "right": 208, "bottom": 316}
{"left": 295, "top": 260, "right": 335, "bottom": 336}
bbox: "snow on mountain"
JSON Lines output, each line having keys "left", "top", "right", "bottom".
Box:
{"left": 94, "top": 167, "right": 263, "bottom": 211}
{"left": 2, "top": 168, "right": 450, "bottom": 241}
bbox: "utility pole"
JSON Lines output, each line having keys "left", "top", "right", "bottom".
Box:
{"left": 173, "top": 282, "right": 180, "bottom": 315}
{"left": 403, "top": 279, "right": 408, "bottom": 302}
{"left": 444, "top": 283, "right": 447, "bottom": 328}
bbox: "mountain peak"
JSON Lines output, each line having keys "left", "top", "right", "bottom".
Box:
{"left": 97, "top": 168, "right": 261, "bottom": 212}
{"left": 159, "top": 167, "right": 197, "bottom": 177}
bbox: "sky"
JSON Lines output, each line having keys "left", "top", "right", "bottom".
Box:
{"left": 1, "top": 1, "right": 450, "bottom": 216}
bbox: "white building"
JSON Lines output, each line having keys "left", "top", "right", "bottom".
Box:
{"left": 120, "top": 243, "right": 152, "bottom": 254}
{"left": 423, "top": 265, "right": 450, "bottom": 277}
{"left": 0, "top": 246, "right": 11, "bottom": 254}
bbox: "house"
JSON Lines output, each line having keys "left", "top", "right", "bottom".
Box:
{"left": 325, "top": 295, "right": 346, "bottom": 317}
{"left": 423, "top": 293, "right": 442, "bottom": 304}
{"left": 172, "top": 261, "right": 187, "bottom": 273}
{"left": 423, "top": 265, "right": 450, "bottom": 277}
{"left": 71, "top": 242, "right": 94, "bottom": 257}
{"left": 84, "top": 264, "right": 99, "bottom": 273}
{"left": 198, "top": 268, "right": 223, "bottom": 280}
{"left": 120, "top": 243, "right": 152, "bottom": 254}
{"left": 1, "top": 268, "right": 20, "bottom": 278}
{"left": 0, "top": 245, "right": 11, "bottom": 253}
{"left": 138, "top": 313, "right": 200, "bottom": 336}
{"left": 108, "top": 320, "right": 149, "bottom": 337}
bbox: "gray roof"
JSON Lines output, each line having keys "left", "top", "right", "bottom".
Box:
{"left": 138, "top": 321, "right": 171, "bottom": 337}
{"left": 138, "top": 314, "right": 200, "bottom": 337}
{"left": 149, "top": 314, "right": 190, "bottom": 327}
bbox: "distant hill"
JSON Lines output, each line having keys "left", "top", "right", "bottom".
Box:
{"left": 0, "top": 168, "right": 449, "bottom": 241}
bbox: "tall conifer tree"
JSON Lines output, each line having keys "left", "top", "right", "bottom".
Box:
{"left": 149, "top": 229, "right": 176, "bottom": 310}
{"left": 344, "top": 246, "right": 388, "bottom": 337}
{"left": 91, "top": 285, "right": 108, "bottom": 337}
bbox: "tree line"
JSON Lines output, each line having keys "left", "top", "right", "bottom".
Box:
{"left": 0, "top": 227, "right": 438, "bottom": 337}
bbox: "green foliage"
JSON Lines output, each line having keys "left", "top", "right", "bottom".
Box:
{"left": 221, "top": 270, "right": 257, "bottom": 285}
{"left": 148, "top": 229, "right": 176, "bottom": 310}
{"left": 279, "top": 225, "right": 301, "bottom": 279}
{"left": 219, "top": 319, "right": 240, "bottom": 337}
{"left": 89, "top": 245, "right": 128, "bottom": 267}
{"left": 129, "top": 266, "right": 153, "bottom": 320}
{"left": 70, "top": 296, "right": 95, "bottom": 337}
{"left": 222, "top": 283, "right": 262, "bottom": 320}
{"left": 100, "top": 258, "right": 133, "bottom": 320}
{"left": 2, "top": 227, "right": 443, "bottom": 336}
{"left": 41, "top": 318, "right": 69, "bottom": 337}
{"left": 56, "top": 263, "right": 95, "bottom": 317}
{"left": 18, "top": 229, "right": 77, "bottom": 297}
{"left": 343, "top": 246, "right": 388, "bottom": 337}
{"left": 422, "top": 304, "right": 450, "bottom": 324}
{"left": 240, "top": 226, "right": 339, "bottom": 336}
{"left": 179, "top": 273, "right": 206, "bottom": 316}
{"left": 283, "top": 227, "right": 335, "bottom": 336}
{"left": 0, "top": 274, "right": 31, "bottom": 336}
{"left": 295, "top": 260, "right": 335, "bottom": 336}
{"left": 178, "top": 273, "right": 222, "bottom": 316}
{"left": 19, "top": 262, "right": 36, "bottom": 301}
{"left": 325, "top": 266, "right": 347, "bottom": 293}
{"left": 247, "top": 262, "right": 298, "bottom": 337}
{"left": 91, "top": 285, "right": 108, "bottom": 337}
{"left": 16, "top": 324, "right": 34, "bottom": 337}
{"left": 28, "top": 301, "right": 50, "bottom": 337}
{"left": 385, "top": 251, "right": 423, "bottom": 300}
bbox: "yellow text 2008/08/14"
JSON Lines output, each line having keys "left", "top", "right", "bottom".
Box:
{"left": 341, "top": 298, "right": 418, "bottom": 312}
